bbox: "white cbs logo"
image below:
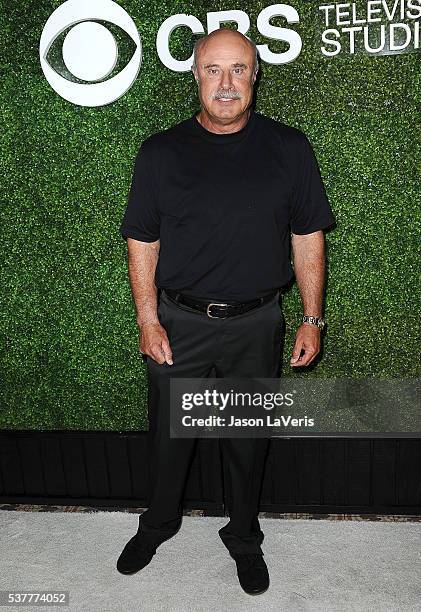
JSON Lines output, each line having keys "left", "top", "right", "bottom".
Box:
{"left": 39, "top": 0, "right": 142, "bottom": 107}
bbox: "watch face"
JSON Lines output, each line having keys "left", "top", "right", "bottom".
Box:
{"left": 318, "top": 320, "right": 325, "bottom": 329}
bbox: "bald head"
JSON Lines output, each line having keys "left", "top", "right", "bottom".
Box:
{"left": 192, "top": 29, "right": 259, "bottom": 75}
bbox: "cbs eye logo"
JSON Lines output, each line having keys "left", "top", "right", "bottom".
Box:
{"left": 39, "top": 0, "right": 142, "bottom": 107}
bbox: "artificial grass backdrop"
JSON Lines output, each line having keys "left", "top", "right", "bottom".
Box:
{"left": 0, "top": 1, "right": 419, "bottom": 429}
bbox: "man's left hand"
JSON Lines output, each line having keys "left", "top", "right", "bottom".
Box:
{"left": 290, "top": 324, "right": 321, "bottom": 367}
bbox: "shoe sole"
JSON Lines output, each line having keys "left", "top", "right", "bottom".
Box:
{"left": 116, "top": 566, "right": 145, "bottom": 575}
{"left": 241, "top": 584, "right": 269, "bottom": 595}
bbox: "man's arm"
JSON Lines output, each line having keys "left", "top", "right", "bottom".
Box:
{"left": 126, "top": 237, "right": 173, "bottom": 365}
{"left": 289, "top": 230, "right": 326, "bottom": 367}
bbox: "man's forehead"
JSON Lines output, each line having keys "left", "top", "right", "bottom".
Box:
{"left": 197, "top": 37, "right": 253, "bottom": 64}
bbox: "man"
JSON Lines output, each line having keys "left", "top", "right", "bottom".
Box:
{"left": 117, "top": 28, "right": 335, "bottom": 595}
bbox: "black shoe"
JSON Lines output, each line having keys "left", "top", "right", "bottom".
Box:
{"left": 116, "top": 534, "right": 157, "bottom": 575}
{"left": 231, "top": 553, "right": 270, "bottom": 595}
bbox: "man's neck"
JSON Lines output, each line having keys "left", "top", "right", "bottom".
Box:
{"left": 196, "top": 108, "right": 251, "bottom": 134}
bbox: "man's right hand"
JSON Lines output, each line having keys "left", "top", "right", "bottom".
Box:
{"left": 139, "top": 322, "right": 173, "bottom": 365}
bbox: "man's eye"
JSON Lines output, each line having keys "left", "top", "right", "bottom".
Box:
{"left": 209, "top": 69, "right": 219, "bottom": 75}
{"left": 233, "top": 68, "right": 243, "bottom": 74}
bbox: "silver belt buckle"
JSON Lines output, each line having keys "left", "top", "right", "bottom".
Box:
{"left": 206, "top": 302, "right": 229, "bottom": 319}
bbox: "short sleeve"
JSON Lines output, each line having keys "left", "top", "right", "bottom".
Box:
{"left": 120, "top": 143, "right": 160, "bottom": 242}
{"left": 290, "top": 133, "right": 336, "bottom": 235}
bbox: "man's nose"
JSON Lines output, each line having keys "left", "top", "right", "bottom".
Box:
{"left": 219, "top": 69, "right": 234, "bottom": 89}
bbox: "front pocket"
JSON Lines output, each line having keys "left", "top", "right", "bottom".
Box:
{"left": 157, "top": 297, "right": 169, "bottom": 327}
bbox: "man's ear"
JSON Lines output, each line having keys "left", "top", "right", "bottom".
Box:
{"left": 191, "top": 67, "right": 199, "bottom": 84}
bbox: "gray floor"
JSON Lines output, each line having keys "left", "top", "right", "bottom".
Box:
{"left": 0, "top": 510, "right": 420, "bottom": 611}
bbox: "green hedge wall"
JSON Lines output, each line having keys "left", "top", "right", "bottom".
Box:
{"left": 0, "top": 1, "right": 419, "bottom": 430}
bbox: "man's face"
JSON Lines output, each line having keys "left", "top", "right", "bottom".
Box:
{"left": 192, "top": 32, "right": 257, "bottom": 124}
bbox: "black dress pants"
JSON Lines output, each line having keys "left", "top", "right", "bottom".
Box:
{"left": 138, "top": 288, "right": 285, "bottom": 556}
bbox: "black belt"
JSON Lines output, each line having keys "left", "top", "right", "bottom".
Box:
{"left": 163, "top": 289, "right": 278, "bottom": 319}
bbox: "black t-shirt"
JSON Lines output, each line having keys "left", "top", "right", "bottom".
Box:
{"left": 120, "top": 110, "right": 336, "bottom": 302}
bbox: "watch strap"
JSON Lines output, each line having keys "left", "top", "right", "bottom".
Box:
{"left": 302, "top": 315, "right": 325, "bottom": 329}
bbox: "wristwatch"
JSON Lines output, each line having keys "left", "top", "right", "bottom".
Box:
{"left": 302, "top": 315, "right": 326, "bottom": 330}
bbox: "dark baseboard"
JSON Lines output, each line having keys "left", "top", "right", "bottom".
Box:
{"left": 0, "top": 431, "right": 420, "bottom": 515}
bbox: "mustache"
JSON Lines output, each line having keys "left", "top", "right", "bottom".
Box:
{"left": 213, "top": 90, "right": 242, "bottom": 100}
